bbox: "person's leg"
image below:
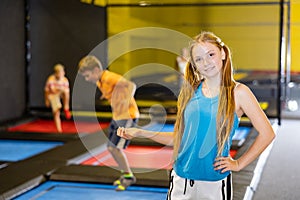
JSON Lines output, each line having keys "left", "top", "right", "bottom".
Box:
{"left": 107, "top": 145, "right": 132, "bottom": 174}
{"left": 109, "top": 143, "right": 136, "bottom": 191}
{"left": 62, "top": 91, "right": 71, "bottom": 119}
{"left": 49, "top": 94, "right": 63, "bottom": 133}
{"left": 53, "top": 110, "right": 62, "bottom": 133}
{"left": 107, "top": 119, "right": 137, "bottom": 190}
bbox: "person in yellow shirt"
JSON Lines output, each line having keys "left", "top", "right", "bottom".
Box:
{"left": 44, "top": 64, "right": 71, "bottom": 133}
{"left": 78, "top": 55, "right": 140, "bottom": 191}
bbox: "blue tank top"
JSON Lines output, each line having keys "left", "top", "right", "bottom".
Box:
{"left": 173, "top": 83, "right": 239, "bottom": 181}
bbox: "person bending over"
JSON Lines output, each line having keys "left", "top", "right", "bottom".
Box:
{"left": 78, "top": 55, "right": 140, "bottom": 191}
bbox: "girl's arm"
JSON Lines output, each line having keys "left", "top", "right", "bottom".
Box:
{"left": 215, "top": 83, "right": 275, "bottom": 172}
{"left": 235, "top": 84, "right": 275, "bottom": 170}
{"left": 117, "top": 127, "right": 174, "bottom": 146}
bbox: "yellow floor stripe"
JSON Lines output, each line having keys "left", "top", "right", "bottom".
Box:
{"left": 72, "top": 111, "right": 112, "bottom": 118}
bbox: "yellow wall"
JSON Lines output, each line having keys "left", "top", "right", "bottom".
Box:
{"left": 107, "top": 1, "right": 283, "bottom": 75}
{"left": 291, "top": 0, "right": 300, "bottom": 73}
{"left": 84, "top": 0, "right": 299, "bottom": 74}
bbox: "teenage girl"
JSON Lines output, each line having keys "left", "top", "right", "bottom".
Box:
{"left": 117, "top": 31, "right": 275, "bottom": 199}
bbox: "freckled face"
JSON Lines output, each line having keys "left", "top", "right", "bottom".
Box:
{"left": 192, "top": 42, "right": 225, "bottom": 79}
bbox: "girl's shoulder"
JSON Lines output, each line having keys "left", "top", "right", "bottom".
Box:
{"left": 234, "top": 82, "right": 255, "bottom": 102}
{"left": 234, "top": 82, "right": 249, "bottom": 91}
{"left": 234, "top": 82, "right": 253, "bottom": 117}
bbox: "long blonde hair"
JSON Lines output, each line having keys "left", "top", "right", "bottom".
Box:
{"left": 173, "top": 31, "right": 236, "bottom": 159}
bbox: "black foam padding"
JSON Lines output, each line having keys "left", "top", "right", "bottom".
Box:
{"left": 0, "top": 131, "right": 79, "bottom": 142}
{"left": 50, "top": 165, "right": 169, "bottom": 188}
{"left": 0, "top": 160, "right": 61, "bottom": 199}
{"left": 0, "top": 133, "right": 107, "bottom": 199}
{"left": 0, "top": 0, "right": 26, "bottom": 122}
{"left": 133, "top": 72, "right": 181, "bottom": 101}
{"left": 0, "top": 162, "right": 9, "bottom": 170}
{"left": 232, "top": 129, "right": 258, "bottom": 199}
{"left": 28, "top": 0, "right": 107, "bottom": 109}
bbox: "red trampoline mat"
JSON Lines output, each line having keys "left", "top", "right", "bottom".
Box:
{"left": 8, "top": 119, "right": 109, "bottom": 134}
{"left": 82, "top": 145, "right": 173, "bottom": 169}
{"left": 81, "top": 145, "right": 237, "bottom": 170}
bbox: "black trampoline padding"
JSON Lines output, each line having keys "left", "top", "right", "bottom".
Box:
{"left": 0, "top": 160, "right": 62, "bottom": 199}
{"left": 0, "top": 131, "right": 79, "bottom": 142}
{"left": 0, "top": 161, "right": 9, "bottom": 169}
{"left": 50, "top": 165, "right": 169, "bottom": 188}
{"left": 0, "top": 133, "right": 107, "bottom": 199}
{"left": 231, "top": 128, "right": 258, "bottom": 199}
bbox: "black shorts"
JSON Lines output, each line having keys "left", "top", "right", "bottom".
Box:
{"left": 107, "top": 118, "right": 138, "bottom": 149}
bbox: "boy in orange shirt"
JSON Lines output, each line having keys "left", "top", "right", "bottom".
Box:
{"left": 78, "top": 55, "right": 140, "bottom": 191}
{"left": 44, "top": 64, "right": 71, "bottom": 133}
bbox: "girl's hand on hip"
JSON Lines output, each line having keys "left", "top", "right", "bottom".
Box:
{"left": 214, "top": 156, "right": 240, "bottom": 173}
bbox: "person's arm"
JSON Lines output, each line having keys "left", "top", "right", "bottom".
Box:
{"left": 45, "top": 76, "right": 60, "bottom": 94}
{"left": 113, "top": 78, "right": 136, "bottom": 101}
{"left": 62, "top": 77, "right": 70, "bottom": 110}
{"left": 117, "top": 127, "right": 174, "bottom": 146}
{"left": 215, "top": 83, "right": 275, "bottom": 172}
{"left": 235, "top": 84, "right": 275, "bottom": 169}
{"left": 62, "top": 77, "right": 70, "bottom": 93}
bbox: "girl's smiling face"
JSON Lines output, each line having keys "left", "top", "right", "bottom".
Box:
{"left": 192, "top": 41, "right": 225, "bottom": 79}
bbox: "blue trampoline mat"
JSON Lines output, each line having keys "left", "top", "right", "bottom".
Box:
{"left": 15, "top": 181, "right": 168, "bottom": 200}
{"left": 232, "top": 126, "right": 251, "bottom": 141}
{"left": 0, "top": 139, "right": 63, "bottom": 162}
{"left": 142, "top": 122, "right": 174, "bottom": 132}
